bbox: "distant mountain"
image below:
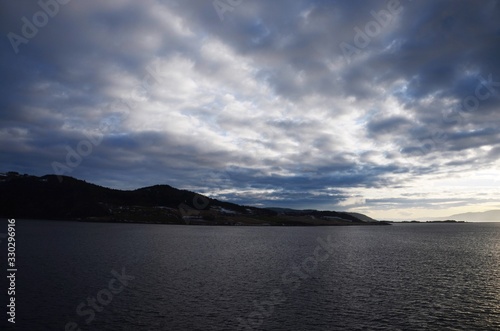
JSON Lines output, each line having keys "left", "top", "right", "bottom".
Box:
{"left": 443, "top": 210, "right": 500, "bottom": 222}
{"left": 0, "top": 172, "right": 387, "bottom": 226}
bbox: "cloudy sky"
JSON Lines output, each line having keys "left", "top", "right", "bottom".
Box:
{"left": 1, "top": 0, "right": 500, "bottom": 219}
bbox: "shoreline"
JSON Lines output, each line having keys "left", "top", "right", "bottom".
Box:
{"left": 4, "top": 217, "right": 392, "bottom": 227}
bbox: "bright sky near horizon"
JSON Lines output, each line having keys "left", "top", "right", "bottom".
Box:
{"left": 1, "top": 0, "right": 500, "bottom": 220}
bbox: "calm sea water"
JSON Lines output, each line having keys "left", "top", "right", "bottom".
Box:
{"left": 1, "top": 220, "right": 499, "bottom": 330}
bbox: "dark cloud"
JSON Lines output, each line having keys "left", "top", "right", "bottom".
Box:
{"left": 367, "top": 116, "right": 413, "bottom": 137}
{"left": 1, "top": 0, "right": 499, "bottom": 218}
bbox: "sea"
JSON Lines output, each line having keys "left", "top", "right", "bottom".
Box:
{"left": 1, "top": 219, "right": 499, "bottom": 330}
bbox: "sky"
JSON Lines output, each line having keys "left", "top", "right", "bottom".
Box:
{"left": 1, "top": 0, "right": 500, "bottom": 220}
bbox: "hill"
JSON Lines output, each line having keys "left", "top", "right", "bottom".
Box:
{"left": 0, "top": 172, "right": 387, "bottom": 226}
{"left": 443, "top": 210, "right": 500, "bottom": 222}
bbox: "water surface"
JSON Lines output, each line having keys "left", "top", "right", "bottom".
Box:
{"left": 2, "top": 220, "right": 499, "bottom": 330}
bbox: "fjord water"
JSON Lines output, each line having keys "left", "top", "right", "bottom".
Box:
{"left": 4, "top": 220, "right": 500, "bottom": 330}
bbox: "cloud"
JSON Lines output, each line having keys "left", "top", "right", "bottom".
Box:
{"left": 1, "top": 0, "right": 500, "bottom": 218}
